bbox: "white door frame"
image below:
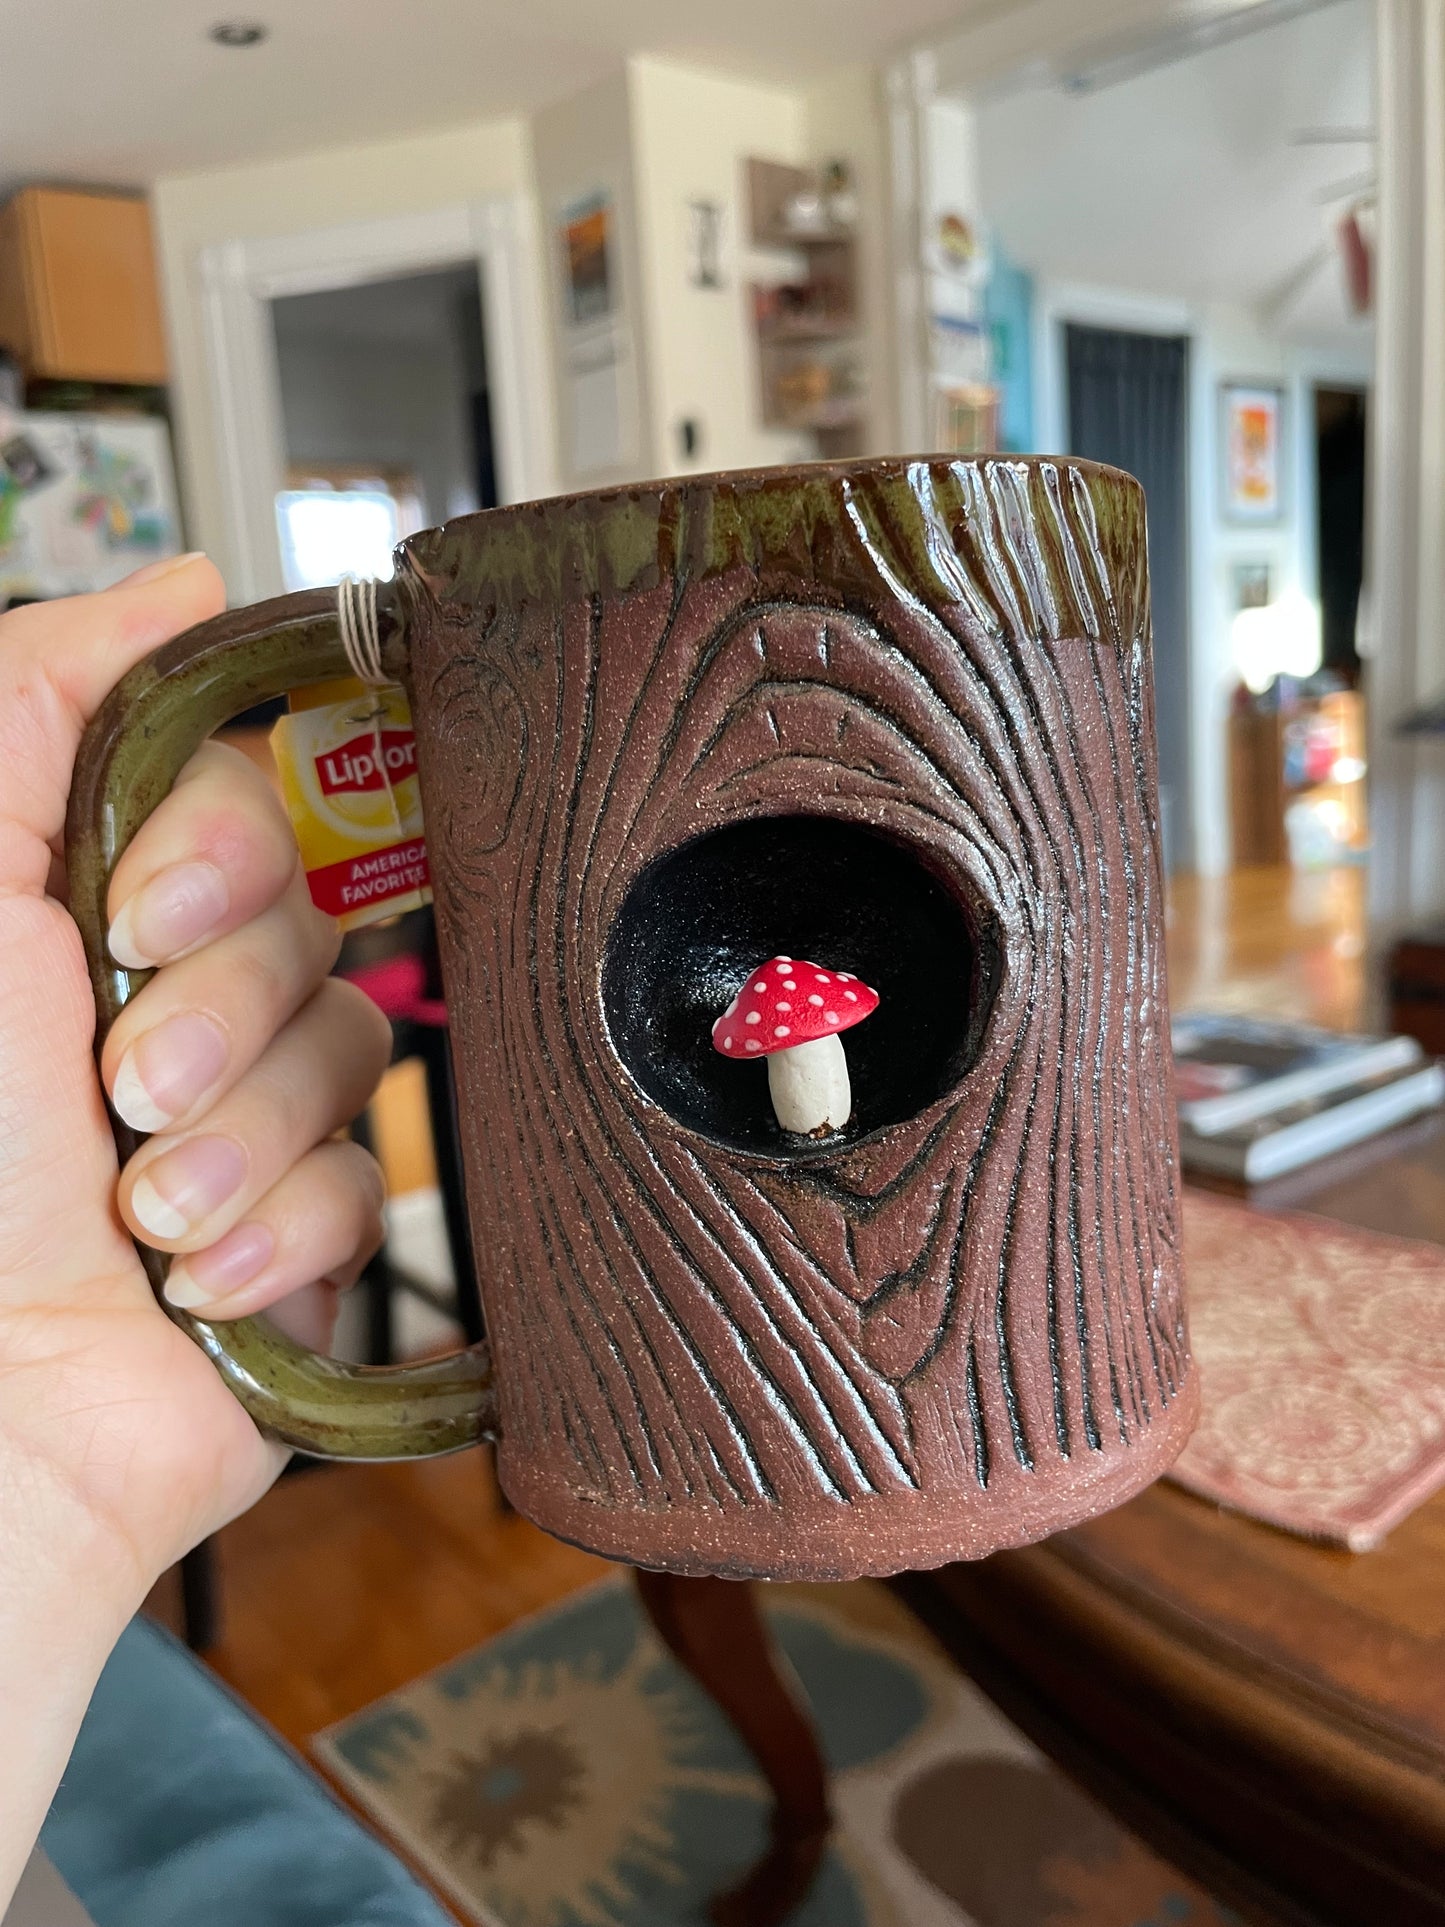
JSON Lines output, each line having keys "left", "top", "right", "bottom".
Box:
{"left": 884, "top": 50, "right": 936, "bottom": 455}
{"left": 198, "top": 198, "right": 554, "bottom": 603}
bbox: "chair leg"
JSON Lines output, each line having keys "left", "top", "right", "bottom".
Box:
{"left": 418, "top": 1023, "right": 511, "bottom": 1508}
{"left": 179, "top": 1541, "right": 221, "bottom": 1652}
{"left": 634, "top": 1569, "right": 831, "bottom": 1927}
{"left": 363, "top": 1256, "right": 397, "bottom": 1365}
{"left": 418, "top": 1023, "right": 484, "bottom": 1346}
{"left": 417, "top": 920, "right": 485, "bottom": 1346}
{"left": 348, "top": 1106, "right": 398, "bottom": 1365}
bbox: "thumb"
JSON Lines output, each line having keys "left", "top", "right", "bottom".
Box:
{"left": 0, "top": 554, "right": 227, "bottom": 879}
{"left": 25, "top": 552, "right": 226, "bottom": 731}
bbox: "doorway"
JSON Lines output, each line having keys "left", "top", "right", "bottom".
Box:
{"left": 1314, "top": 384, "right": 1367, "bottom": 680}
{"left": 269, "top": 267, "right": 497, "bottom": 590}
{"left": 197, "top": 199, "right": 549, "bottom": 604}
{"left": 1064, "top": 323, "right": 1192, "bottom": 872}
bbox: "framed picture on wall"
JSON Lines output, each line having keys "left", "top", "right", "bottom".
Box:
{"left": 1220, "top": 382, "right": 1285, "bottom": 524}
{"left": 1232, "top": 559, "right": 1273, "bottom": 612}
{"left": 558, "top": 192, "right": 615, "bottom": 327}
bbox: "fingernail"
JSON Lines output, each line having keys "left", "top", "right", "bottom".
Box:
{"left": 112, "top": 1012, "right": 229, "bottom": 1132}
{"left": 130, "top": 1135, "right": 248, "bottom": 1239}
{"left": 121, "top": 551, "right": 207, "bottom": 588}
{"left": 164, "top": 1222, "right": 274, "bottom": 1309}
{"left": 109, "top": 861, "right": 229, "bottom": 968}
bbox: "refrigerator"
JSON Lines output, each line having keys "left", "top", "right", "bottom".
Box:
{"left": 0, "top": 409, "right": 183, "bottom": 605}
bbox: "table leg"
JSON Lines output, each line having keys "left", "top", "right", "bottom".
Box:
{"left": 633, "top": 1569, "right": 832, "bottom": 1927}
{"left": 179, "top": 1540, "right": 220, "bottom": 1651}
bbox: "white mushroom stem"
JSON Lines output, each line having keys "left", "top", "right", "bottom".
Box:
{"left": 767, "top": 1033, "right": 851, "bottom": 1136}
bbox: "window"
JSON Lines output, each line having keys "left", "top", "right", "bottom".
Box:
{"left": 275, "top": 466, "right": 424, "bottom": 591}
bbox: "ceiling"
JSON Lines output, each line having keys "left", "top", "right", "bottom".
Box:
{"left": 0, "top": 0, "right": 991, "bottom": 195}
{"left": 972, "top": 0, "right": 1374, "bottom": 348}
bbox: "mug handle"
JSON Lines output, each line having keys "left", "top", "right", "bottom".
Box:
{"left": 65, "top": 582, "right": 498, "bottom": 1460}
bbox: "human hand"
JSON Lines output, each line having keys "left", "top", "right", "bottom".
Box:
{"left": 0, "top": 556, "right": 392, "bottom": 1612}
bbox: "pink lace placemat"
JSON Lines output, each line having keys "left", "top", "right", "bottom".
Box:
{"left": 1171, "top": 1190, "right": 1445, "bottom": 1551}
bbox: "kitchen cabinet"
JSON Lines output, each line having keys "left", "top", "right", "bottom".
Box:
{"left": 0, "top": 186, "right": 168, "bottom": 385}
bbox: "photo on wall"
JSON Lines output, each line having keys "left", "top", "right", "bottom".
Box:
{"left": 1221, "top": 382, "right": 1285, "bottom": 525}
{"left": 559, "top": 192, "right": 615, "bottom": 327}
{"left": 1232, "top": 559, "right": 1273, "bottom": 613}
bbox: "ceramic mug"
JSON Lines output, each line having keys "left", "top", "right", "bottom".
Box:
{"left": 69, "top": 457, "right": 1196, "bottom": 1581}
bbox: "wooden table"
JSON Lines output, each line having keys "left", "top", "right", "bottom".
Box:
{"left": 899, "top": 1111, "right": 1445, "bottom": 1927}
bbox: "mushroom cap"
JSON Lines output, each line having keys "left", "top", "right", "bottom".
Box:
{"left": 712, "top": 956, "right": 880, "bottom": 1058}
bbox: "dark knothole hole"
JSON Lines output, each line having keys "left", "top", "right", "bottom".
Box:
{"left": 601, "top": 816, "right": 996, "bottom": 1157}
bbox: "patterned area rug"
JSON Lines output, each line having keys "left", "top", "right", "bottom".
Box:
{"left": 1173, "top": 1190, "right": 1445, "bottom": 1549}
{"left": 316, "top": 1578, "right": 1238, "bottom": 1927}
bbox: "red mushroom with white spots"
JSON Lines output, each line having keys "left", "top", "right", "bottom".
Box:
{"left": 712, "top": 956, "right": 880, "bottom": 1138}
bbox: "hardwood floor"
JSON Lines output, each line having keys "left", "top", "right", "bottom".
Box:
{"left": 149, "top": 862, "right": 1370, "bottom": 1752}
{"left": 172, "top": 1455, "right": 609, "bottom": 1748}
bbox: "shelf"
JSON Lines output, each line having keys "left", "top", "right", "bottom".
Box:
{"left": 767, "top": 401, "right": 866, "bottom": 432}
{"left": 753, "top": 223, "right": 855, "bottom": 250}
{"left": 747, "top": 156, "right": 863, "bottom": 455}
{"left": 747, "top": 158, "right": 856, "bottom": 248}
{"left": 757, "top": 317, "right": 858, "bottom": 343}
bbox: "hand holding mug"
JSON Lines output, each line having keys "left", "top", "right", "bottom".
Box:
{"left": 0, "top": 557, "right": 395, "bottom": 1580}
{"left": 0, "top": 557, "right": 391, "bottom": 1895}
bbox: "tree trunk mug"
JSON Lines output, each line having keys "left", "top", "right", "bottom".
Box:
{"left": 68, "top": 456, "right": 1196, "bottom": 1582}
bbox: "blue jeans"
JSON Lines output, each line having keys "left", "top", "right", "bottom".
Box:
{"left": 42, "top": 1618, "right": 452, "bottom": 1927}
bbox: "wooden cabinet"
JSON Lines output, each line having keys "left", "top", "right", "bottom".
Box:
{"left": 1389, "top": 923, "right": 1445, "bottom": 1055}
{"left": 1229, "top": 687, "right": 1367, "bottom": 868}
{"left": 0, "top": 187, "right": 168, "bottom": 385}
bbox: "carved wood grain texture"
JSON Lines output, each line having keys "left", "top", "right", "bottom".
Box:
{"left": 401, "top": 457, "right": 1197, "bottom": 1579}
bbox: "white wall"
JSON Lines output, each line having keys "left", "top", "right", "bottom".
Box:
{"left": 152, "top": 116, "right": 539, "bottom": 577}
{"left": 533, "top": 56, "right": 898, "bottom": 484}
{"left": 532, "top": 71, "right": 654, "bottom": 492}
{"left": 628, "top": 56, "right": 809, "bottom": 477}
{"left": 153, "top": 60, "right": 901, "bottom": 576}
{"left": 1033, "top": 286, "right": 1372, "bottom": 874}
{"left": 920, "top": 95, "right": 980, "bottom": 289}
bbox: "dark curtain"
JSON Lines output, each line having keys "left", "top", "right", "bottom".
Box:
{"left": 1066, "top": 324, "right": 1191, "bottom": 872}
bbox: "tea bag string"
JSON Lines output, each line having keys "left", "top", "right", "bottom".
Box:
{"left": 336, "top": 575, "right": 404, "bottom": 836}
{"left": 337, "top": 575, "right": 387, "bottom": 686}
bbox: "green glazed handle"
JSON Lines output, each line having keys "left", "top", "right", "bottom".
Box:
{"left": 65, "top": 582, "right": 498, "bottom": 1461}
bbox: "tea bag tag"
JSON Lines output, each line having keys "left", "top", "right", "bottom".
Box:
{"left": 271, "top": 674, "right": 432, "bottom": 932}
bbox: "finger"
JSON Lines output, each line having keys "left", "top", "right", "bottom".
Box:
{"left": 161, "top": 1138, "right": 385, "bottom": 1319}
{"left": 102, "top": 867, "right": 341, "bottom": 1135}
{"left": 265, "top": 1280, "right": 345, "bottom": 1353}
{"left": 118, "top": 978, "right": 392, "bottom": 1253}
{"left": 2, "top": 554, "right": 223, "bottom": 884}
{"left": 106, "top": 739, "right": 302, "bottom": 970}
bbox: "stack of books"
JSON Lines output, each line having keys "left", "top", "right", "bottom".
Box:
{"left": 1173, "top": 1013, "right": 1444, "bottom": 1182}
